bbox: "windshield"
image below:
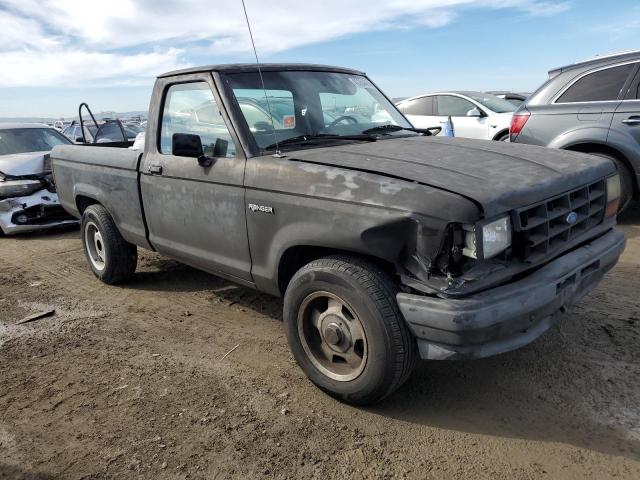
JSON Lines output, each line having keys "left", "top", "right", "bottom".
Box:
{"left": 224, "top": 70, "right": 413, "bottom": 150}
{"left": 0, "top": 128, "right": 71, "bottom": 155}
{"left": 124, "top": 124, "right": 144, "bottom": 136}
{"left": 465, "top": 92, "right": 516, "bottom": 113}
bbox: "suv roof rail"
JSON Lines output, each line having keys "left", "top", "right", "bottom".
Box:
{"left": 548, "top": 49, "right": 640, "bottom": 78}
{"left": 578, "top": 49, "right": 640, "bottom": 63}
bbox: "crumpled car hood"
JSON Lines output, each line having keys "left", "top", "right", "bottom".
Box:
{"left": 287, "top": 136, "right": 615, "bottom": 217}
{"left": 0, "top": 151, "right": 51, "bottom": 177}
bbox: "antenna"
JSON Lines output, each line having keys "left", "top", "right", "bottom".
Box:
{"left": 240, "top": 0, "right": 283, "bottom": 157}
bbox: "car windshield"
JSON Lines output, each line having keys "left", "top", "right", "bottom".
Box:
{"left": 124, "top": 124, "right": 144, "bottom": 135}
{"left": 0, "top": 128, "right": 71, "bottom": 155}
{"left": 465, "top": 92, "right": 516, "bottom": 113}
{"left": 224, "top": 70, "right": 414, "bottom": 150}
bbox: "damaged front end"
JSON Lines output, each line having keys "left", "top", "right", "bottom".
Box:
{"left": 0, "top": 155, "right": 77, "bottom": 234}
{"left": 393, "top": 175, "right": 625, "bottom": 360}
{"left": 400, "top": 216, "right": 515, "bottom": 297}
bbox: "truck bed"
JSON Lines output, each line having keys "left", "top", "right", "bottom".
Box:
{"left": 51, "top": 144, "right": 151, "bottom": 249}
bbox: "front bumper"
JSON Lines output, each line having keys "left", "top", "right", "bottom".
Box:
{"left": 0, "top": 190, "right": 78, "bottom": 235}
{"left": 397, "top": 228, "right": 626, "bottom": 360}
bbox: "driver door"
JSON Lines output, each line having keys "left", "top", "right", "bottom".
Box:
{"left": 140, "top": 74, "right": 252, "bottom": 283}
{"left": 435, "top": 95, "right": 489, "bottom": 139}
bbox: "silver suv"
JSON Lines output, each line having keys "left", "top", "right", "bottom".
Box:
{"left": 511, "top": 50, "right": 640, "bottom": 212}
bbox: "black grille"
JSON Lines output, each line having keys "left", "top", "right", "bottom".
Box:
{"left": 513, "top": 179, "right": 606, "bottom": 262}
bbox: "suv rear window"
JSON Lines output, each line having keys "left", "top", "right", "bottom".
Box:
{"left": 556, "top": 63, "right": 635, "bottom": 103}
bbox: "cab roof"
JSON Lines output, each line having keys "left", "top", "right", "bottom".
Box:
{"left": 158, "top": 63, "right": 365, "bottom": 78}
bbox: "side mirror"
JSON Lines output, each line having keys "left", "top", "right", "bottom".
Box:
{"left": 75, "top": 137, "right": 84, "bottom": 143}
{"left": 172, "top": 133, "right": 203, "bottom": 157}
{"left": 172, "top": 133, "right": 214, "bottom": 167}
{"left": 466, "top": 107, "right": 484, "bottom": 118}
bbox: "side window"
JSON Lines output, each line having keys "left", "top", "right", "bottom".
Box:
{"left": 160, "top": 82, "right": 237, "bottom": 158}
{"left": 436, "top": 95, "right": 477, "bottom": 117}
{"left": 402, "top": 97, "right": 433, "bottom": 115}
{"left": 556, "top": 63, "right": 635, "bottom": 103}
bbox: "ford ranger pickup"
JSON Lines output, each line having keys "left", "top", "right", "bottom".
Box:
{"left": 51, "top": 64, "right": 626, "bottom": 405}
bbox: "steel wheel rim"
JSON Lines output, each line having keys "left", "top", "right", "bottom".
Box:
{"left": 85, "top": 221, "right": 106, "bottom": 271}
{"left": 297, "top": 291, "right": 368, "bottom": 382}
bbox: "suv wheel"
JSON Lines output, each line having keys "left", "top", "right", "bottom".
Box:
{"left": 81, "top": 204, "right": 137, "bottom": 284}
{"left": 283, "top": 255, "right": 416, "bottom": 405}
{"left": 590, "top": 153, "right": 634, "bottom": 213}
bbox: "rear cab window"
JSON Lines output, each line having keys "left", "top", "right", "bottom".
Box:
{"left": 234, "top": 88, "right": 295, "bottom": 131}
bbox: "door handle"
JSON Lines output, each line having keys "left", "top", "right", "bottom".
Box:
{"left": 148, "top": 164, "right": 163, "bottom": 175}
{"left": 622, "top": 117, "right": 640, "bottom": 125}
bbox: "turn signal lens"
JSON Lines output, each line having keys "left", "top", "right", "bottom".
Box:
{"left": 605, "top": 174, "right": 621, "bottom": 217}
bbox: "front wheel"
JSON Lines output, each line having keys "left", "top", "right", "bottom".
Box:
{"left": 81, "top": 204, "right": 137, "bottom": 284}
{"left": 283, "top": 255, "right": 416, "bottom": 405}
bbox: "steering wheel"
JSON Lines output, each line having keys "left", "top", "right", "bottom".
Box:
{"left": 328, "top": 115, "right": 359, "bottom": 128}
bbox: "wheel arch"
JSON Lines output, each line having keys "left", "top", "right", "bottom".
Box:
{"left": 492, "top": 128, "right": 510, "bottom": 141}
{"left": 564, "top": 142, "right": 637, "bottom": 195}
{"left": 277, "top": 245, "right": 398, "bottom": 296}
{"left": 75, "top": 195, "right": 101, "bottom": 215}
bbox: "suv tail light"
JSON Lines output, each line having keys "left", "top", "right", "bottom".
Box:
{"left": 510, "top": 111, "right": 530, "bottom": 141}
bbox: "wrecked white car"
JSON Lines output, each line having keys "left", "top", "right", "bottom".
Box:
{"left": 0, "top": 124, "right": 78, "bottom": 234}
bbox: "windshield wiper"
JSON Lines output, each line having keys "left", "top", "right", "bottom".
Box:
{"left": 265, "top": 133, "right": 376, "bottom": 150}
{"left": 361, "top": 124, "right": 442, "bottom": 136}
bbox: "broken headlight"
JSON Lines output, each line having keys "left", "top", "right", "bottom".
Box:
{"left": 462, "top": 215, "right": 512, "bottom": 260}
{"left": 0, "top": 177, "right": 43, "bottom": 200}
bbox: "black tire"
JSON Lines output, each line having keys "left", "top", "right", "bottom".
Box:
{"left": 81, "top": 204, "right": 137, "bottom": 284}
{"left": 590, "top": 152, "right": 634, "bottom": 213}
{"left": 283, "top": 255, "right": 417, "bottom": 405}
{"left": 495, "top": 132, "right": 510, "bottom": 142}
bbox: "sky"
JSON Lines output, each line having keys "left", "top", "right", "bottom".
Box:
{"left": 0, "top": 0, "right": 638, "bottom": 118}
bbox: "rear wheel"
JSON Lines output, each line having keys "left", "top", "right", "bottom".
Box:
{"left": 283, "top": 255, "right": 416, "bottom": 405}
{"left": 495, "top": 132, "right": 510, "bottom": 142}
{"left": 589, "top": 152, "right": 634, "bottom": 213}
{"left": 81, "top": 204, "right": 137, "bottom": 284}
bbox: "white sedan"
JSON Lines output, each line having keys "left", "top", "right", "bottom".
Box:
{"left": 395, "top": 91, "right": 516, "bottom": 141}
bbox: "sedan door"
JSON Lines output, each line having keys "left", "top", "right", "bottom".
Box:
{"left": 434, "top": 95, "right": 489, "bottom": 139}
{"left": 140, "top": 75, "right": 253, "bottom": 284}
{"left": 398, "top": 96, "right": 442, "bottom": 130}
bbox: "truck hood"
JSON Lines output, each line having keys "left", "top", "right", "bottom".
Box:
{"left": 287, "top": 136, "right": 615, "bottom": 217}
{"left": 0, "top": 151, "right": 51, "bottom": 177}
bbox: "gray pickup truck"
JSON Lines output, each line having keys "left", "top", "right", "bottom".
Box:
{"left": 52, "top": 63, "right": 625, "bottom": 405}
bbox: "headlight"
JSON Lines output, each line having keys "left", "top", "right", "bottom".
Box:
{"left": 463, "top": 215, "right": 512, "bottom": 260}
{"left": 605, "top": 174, "right": 621, "bottom": 217}
{"left": 0, "top": 179, "right": 43, "bottom": 200}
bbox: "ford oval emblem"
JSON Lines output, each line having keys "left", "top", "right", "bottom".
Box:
{"left": 565, "top": 211, "right": 578, "bottom": 225}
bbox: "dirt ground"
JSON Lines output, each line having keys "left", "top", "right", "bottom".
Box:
{"left": 1, "top": 208, "right": 639, "bottom": 480}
